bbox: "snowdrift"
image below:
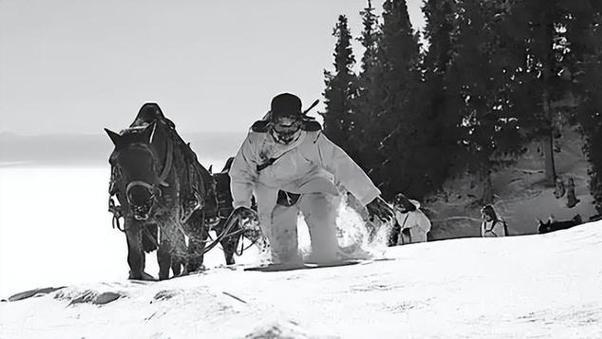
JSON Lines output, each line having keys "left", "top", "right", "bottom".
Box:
{"left": 2, "top": 221, "right": 601, "bottom": 338}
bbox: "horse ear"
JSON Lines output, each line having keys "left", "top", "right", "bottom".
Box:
{"left": 105, "top": 128, "right": 122, "bottom": 146}
{"left": 144, "top": 121, "right": 157, "bottom": 144}
{"left": 208, "top": 165, "right": 213, "bottom": 174}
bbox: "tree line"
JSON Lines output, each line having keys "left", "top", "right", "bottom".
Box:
{"left": 320, "top": 0, "right": 602, "bottom": 214}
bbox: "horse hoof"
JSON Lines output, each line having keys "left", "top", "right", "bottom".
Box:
{"left": 171, "top": 271, "right": 190, "bottom": 279}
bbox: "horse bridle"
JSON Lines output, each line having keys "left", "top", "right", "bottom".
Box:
{"left": 112, "top": 132, "right": 174, "bottom": 222}
{"left": 108, "top": 125, "right": 249, "bottom": 257}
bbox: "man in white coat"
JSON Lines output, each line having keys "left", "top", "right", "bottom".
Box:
{"left": 391, "top": 193, "right": 431, "bottom": 245}
{"left": 229, "top": 93, "right": 394, "bottom": 265}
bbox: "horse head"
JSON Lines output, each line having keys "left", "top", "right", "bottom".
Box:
{"left": 105, "top": 122, "right": 168, "bottom": 221}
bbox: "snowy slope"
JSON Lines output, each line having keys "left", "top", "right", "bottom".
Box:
{"left": 428, "top": 127, "right": 598, "bottom": 239}
{"left": 2, "top": 221, "right": 601, "bottom": 339}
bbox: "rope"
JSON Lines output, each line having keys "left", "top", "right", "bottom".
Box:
{"left": 234, "top": 231, "right": 261, "bottom": 256}
{"left": 200, "top": 212, "right": 241, "bottom": 254}
{"left": 204, "top": 216, "right": 262, "bottom": 257}
{"left": 107, "top": 121, "right": 240, "bottom": 262}
{"left": 108, "top": 197, "right": 125, "bottom": 232}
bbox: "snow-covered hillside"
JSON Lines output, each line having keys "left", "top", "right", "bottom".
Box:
{"left": 2, "top": 221, "right": 601, "bottom": 338}
{"left": 428, "top": 127, "right": 598, "bottom": 240}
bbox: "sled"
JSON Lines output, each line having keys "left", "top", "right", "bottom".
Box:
{"left": 244, "top": 259, "right": 363, "bottom": 272}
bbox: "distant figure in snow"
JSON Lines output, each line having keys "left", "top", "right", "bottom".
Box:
{"left": 228, "top": 93, "right": 394, "bottom": 265}
{"left": 553, "top": 176, "right": 566, "bottom": 199}
{"left": 388, "top": 193, "right": 431, "bottom": 245}
{"left": 565, "top": 177, "right": 580, "bottom": 208}
{"left": 480, "top": 205, "right": 508, "bottom": 237}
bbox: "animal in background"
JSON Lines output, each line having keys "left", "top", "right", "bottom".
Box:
{"left": 538, "top": 214, "right": 582, "bottom": 234}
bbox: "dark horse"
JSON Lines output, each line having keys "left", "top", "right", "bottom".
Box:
{"left": 209, "top": 157, "right": 239, "bottom": 264}
{"left": 105, "top": 103, "right": 241, "bottom": 280}
{"left": 538, "top": 215, "right": 582, "bottom": 234}
{"left": 210, "top": 157, "right": 266, "bottom": 261}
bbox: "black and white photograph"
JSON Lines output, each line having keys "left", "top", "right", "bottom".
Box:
{"left": 1, "top": 0, "right": 601, "bottom": 338}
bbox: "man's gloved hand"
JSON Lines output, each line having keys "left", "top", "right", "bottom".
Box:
{"left": 230, "top": 206, "right": 259, "bottom": 226}
{"left": 366, "top": 196, "right": 394, "bottom": 223}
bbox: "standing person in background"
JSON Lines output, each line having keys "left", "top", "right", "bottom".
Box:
{"left": 389, "top": 193, "right": 431, "bottom": 245}
{"left": 228, "top": 93, "right": 394, "bottom": 265}
{"left": 480, "top": 205, "right": 508, "bottom": 237}
{"left": 553, "top": 177, "right": 566, "bottom": 199}
{"left": 566, "top": 177, "right": 580, "bottom": 208}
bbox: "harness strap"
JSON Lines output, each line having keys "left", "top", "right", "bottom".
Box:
{"left": 398, "top": 213, "right": 410, "bottom": 245}
{"left": 125, "top": 180, "right": 159, "bottom": 204}
{"left": 157, "top": 135, "right": 174, "bottom": 186}
{"left": 484, "top": 220, "right": 505, "bottom": 237}
{"left": 108, "top": 196, "right": 125, "bottom": 232}
{"left": 257, "top": 158, "right": 277, "bottom": 172}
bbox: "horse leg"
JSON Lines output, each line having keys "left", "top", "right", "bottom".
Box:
{"left": 171, "top": 230, "right": 187, "bottom": 277}
{"left": 220, "top": 220, "right": 240, "bottom": 265}
{"left": 125, "top": 220, "right": 146, "bottom": 280}
{"left": 157, "top": 236, "right": 172, "bottom": 280}
{"left": 186, "top": 213, "right": 206, "bottom": 272}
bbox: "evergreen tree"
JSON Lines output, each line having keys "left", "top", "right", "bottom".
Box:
{"left": 371, "top": 0, "right": 422, "bottom": 198}
{"left": 354, "top": 0, "right": 381, "bottom": 170}
{"left": 444, "top": 0, "right": 526, "bottom": 203}
{"left": 501, "top": 0, "right": 601, "bottom": 185}
{"left": 358, "top": 0, "right": 379, "bottom": 75}
{"left": 417, "top": 0, "right": 464, "bottom": 198}
{"left": 321, "top": 15, "right": 358, "bottom": 156}
{"left": 574, "top": 10, "right": 602, "bottom": 213}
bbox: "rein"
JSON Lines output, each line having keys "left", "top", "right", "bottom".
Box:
{"left": 107, "top": 121, "right": 251, "bottom": 260}
{"left": 107, "top": 125, "right": 174, "bottom": 231}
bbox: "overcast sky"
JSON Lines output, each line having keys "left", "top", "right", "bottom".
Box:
{"left": 0, "top": 0, "right": 425, "bottom": 135}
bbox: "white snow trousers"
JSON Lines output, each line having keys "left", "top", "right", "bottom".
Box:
{"left": 255, "top": 184, "right": 340, "bottom": 264}
{"left": 399, "top": 227, "right": 428, "bottom": 245}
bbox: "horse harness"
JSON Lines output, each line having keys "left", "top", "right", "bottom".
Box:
{"left": 107, "top": 123, "right": 252, "bottom": 257}
{"left": 107, "top": 123, "right": 211, "bottom": 232}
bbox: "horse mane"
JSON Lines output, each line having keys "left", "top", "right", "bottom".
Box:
{"left": 108, "top": 103, "right": 219, "bottom": 219}
{"left": 221, "top": 157, "right": 235, "bottom": 173}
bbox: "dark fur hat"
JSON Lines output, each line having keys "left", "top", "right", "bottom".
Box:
{"left": 270, "top": 93, "right": 302, "bottom": 121}
{"left": 394, "top": 193, "right": 417, "bottom": 212}
{"left": 481, "top": 205, "right": 498, "bottom": 221}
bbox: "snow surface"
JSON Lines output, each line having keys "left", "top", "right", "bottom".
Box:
{"left": 1, "top": 222, "right": 602, "bottom": 338}
{"left": 1, "top": 166, "right": 602, "bottom": 338}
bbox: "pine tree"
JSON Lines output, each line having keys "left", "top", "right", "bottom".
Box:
{"left": 443, "top": 0, "right": 526, "bottom": 203}
{"left": 574, "top": 9, "right": 602, "bottom": 213}
{"left": 321, "top": 15, "right": 358, "bottom": 157}
{"left": 358, "top": 0, "right": 379, "bottom": 76}
{"left": 354, "top": 0, "right": 381, "bottom": 170}
{"left": 417, "top": 0, "right": 464, "bottom": 198}
{"left": 371, "top": 0, "right": 422, "bottom": 198}
{"left": 501, "top": 0, "right": 601, "bottom": 185}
